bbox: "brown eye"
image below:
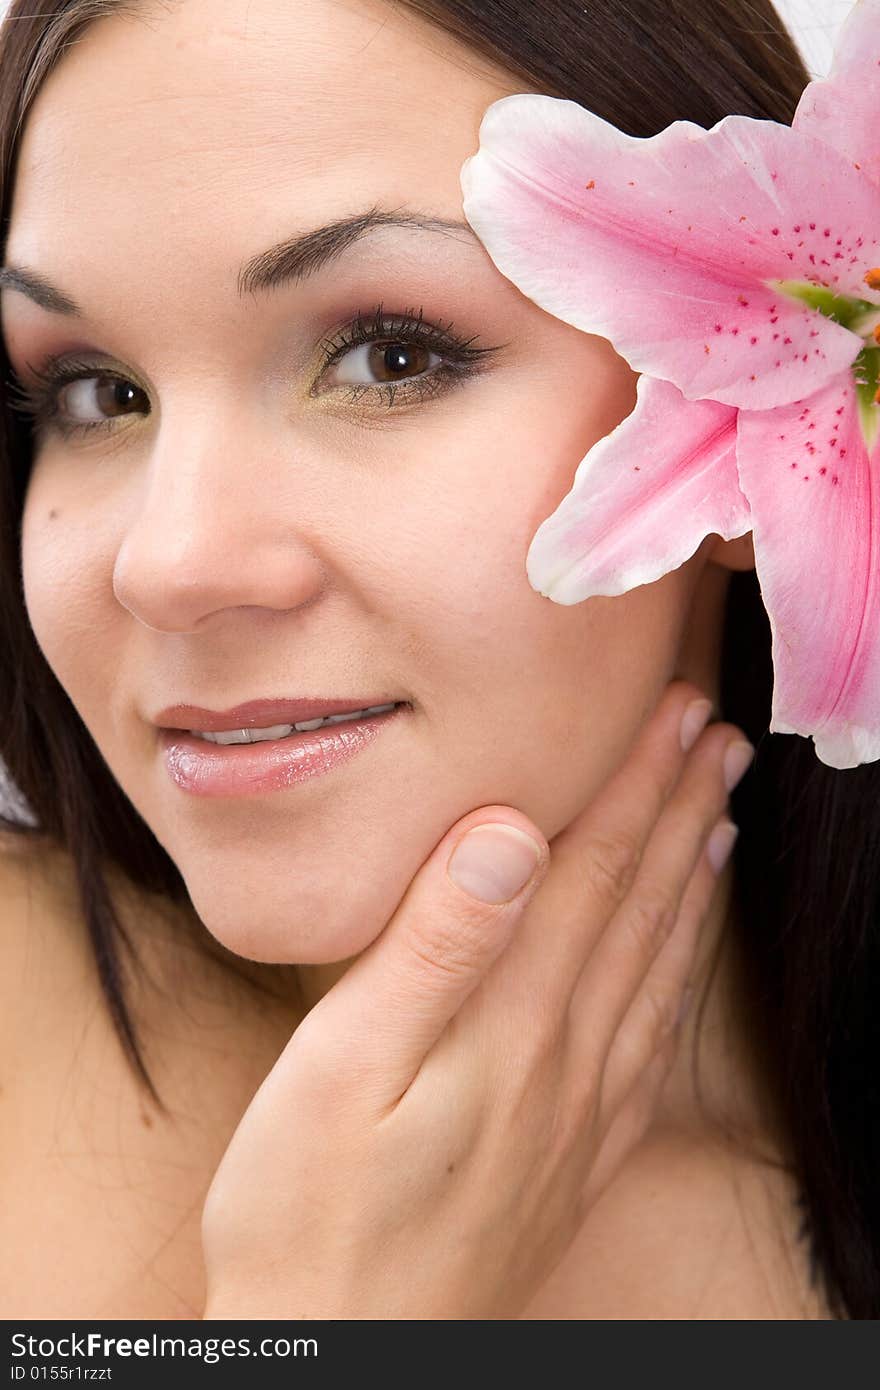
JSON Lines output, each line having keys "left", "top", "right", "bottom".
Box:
{"left": 57, "top": 375, "right": 147, "bottom": 425}
{"left": 327, "top": 339, "right": 442, "bottom": 387}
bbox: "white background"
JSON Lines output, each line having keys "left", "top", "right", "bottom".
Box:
{"left": 0, "top": 0, "right": 861, "bottom": 819}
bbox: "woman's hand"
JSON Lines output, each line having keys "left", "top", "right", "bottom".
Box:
{"left": 200, "top": 680, "right": 753, "bottom": 1320}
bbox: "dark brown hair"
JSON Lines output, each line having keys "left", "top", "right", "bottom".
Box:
{"left": 1, "top": 0, "right": 878, "bottom": 1319}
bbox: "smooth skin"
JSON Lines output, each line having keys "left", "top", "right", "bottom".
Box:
{"left": 0, "top": 0, "right": 826, "bottom": 1317}
{"left": 201, "top": 682, "right": 747, "bottom": 1318}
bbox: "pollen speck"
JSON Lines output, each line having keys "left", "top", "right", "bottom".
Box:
{"left": 704, "top": 344, "right": 710, "bottom": 354}
{"left": 585, "top": 179, "right": 595, "bottom": 189}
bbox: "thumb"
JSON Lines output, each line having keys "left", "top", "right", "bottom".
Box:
{"left": 299, "top": 808, "right": 549, "bottom": 1107}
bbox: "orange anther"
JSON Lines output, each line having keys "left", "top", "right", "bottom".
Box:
{"left": 865, "top": 267, "right": 880, "bottom": 290}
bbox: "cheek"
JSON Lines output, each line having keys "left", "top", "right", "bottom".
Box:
{"left": 430, "top": 572, "right": 693, "bottom": 844}
{"left": 20, "top": 478, "right": 117, "bottom": 714}
{"left": 384, "top": 356, "right": 688, "bottom": 842}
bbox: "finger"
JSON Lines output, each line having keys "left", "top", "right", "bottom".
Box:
{"left": 579, "top": 1026, "right": 681, "bottom": 1213}
{"left": 564, "top": 721, "right": 750, "bottom": 1075}
{"left": 579, "top": 818, "right": 735, "bottom": 1114}
{"left": 290, "top": 807, "right": 550, "bottom": 1110}
{"left": 471, "top": 680, "right": 726, "bottom": 1024}
{"left": 414, "top": 684, "right": 735, "bottom": 1115}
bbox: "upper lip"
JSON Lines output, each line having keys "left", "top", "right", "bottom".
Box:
{"left": 153, "top": 697, "right": 405, "bottom": 733}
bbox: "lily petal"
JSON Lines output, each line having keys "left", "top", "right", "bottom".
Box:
{"left": 461, "top": 97, "right": 879, "bottom": 410}
{"left": 793, "top": 0, "right": 880, "bottom": 189}
{"left": 526, "top": 375, "right": 748, "bottom": 602}
{"left": 736, "top": 372, "right": 880, "bottom": 768}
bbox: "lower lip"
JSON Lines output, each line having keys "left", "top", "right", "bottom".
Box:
{"left": 159, "top": 705, "right": 407, "bottom": 798}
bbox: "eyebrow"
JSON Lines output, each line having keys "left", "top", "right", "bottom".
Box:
{"left": 0, "top": 206, "right": 479, "bottom": 317}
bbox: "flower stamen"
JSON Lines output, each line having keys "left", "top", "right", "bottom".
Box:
{"left": 865, "top": 267, "right": 880, "bottom": 291}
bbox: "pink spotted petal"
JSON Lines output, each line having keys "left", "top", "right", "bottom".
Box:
{"left": 526, "top": 375, "right": 749, "bottom": 602}
{"left": 793, "top": 0, "right": 880, "bottom": 190}
{"left": 736, "top": 373, "right": 880, "bottom": 768}
{"left": 461, "top": 98, "right": 879, "bottom": 410}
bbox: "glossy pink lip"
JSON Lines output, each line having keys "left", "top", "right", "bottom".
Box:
{"left": 153, "top": 696, "right": 407, "bottom": 733}
{"left": 159, "top": 705, "right": 407, "bottom": 797}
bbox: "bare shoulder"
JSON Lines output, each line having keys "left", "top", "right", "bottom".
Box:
{"left": 0, "top": 827, "right": 65, "bottom": 910}
{"left": 0, "top": 830, "right": 100, "bottom": 1050}
{"left": 0, "top": 828, "right": 86, "bottom": 936}
{"left": 523, "top": 1126, "right": 832, "bottom": 1320}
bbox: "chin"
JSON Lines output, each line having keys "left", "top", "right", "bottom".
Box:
{"left": 187, "top": 885, "right": 382, "bottom": 966}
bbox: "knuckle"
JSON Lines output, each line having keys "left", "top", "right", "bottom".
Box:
{"left": 622, "top": 886, "right": 678, "bottom": 954}
{"left": 582, "top": 829, "right": 642, "bottom": 908}
{"left": 640, "top": 984, "right": 681, "bottom": 1048}
{"left": 407, "top": 907, "right": 501, "bottom": 983}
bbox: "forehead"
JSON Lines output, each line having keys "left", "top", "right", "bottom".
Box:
{"left": 4, "top": 0, "right": 523, "bottom": 316}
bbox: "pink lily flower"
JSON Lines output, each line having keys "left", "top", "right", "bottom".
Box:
{"left": 460, "top": 0, "right": 880, "bottom": 768}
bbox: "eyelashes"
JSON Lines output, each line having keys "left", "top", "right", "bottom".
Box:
{"left": 3, "top": 302, "right": 504, "bottom": 443}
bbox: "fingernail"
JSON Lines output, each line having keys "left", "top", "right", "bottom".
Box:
{"left": 723, "top": 740, "right": 755, "bottom": 792}
{"left": 447, "top": 824, "right": 543, "bottom": 904}
{"left": 707, "top": 817, "right": 739, "bottom": 874}
{"left": 680, "top": 697, "right": 713, "bottom": 753}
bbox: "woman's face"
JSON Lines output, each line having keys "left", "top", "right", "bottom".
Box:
{"left": 2, "top": 0, "right": 728, "bottom": 963}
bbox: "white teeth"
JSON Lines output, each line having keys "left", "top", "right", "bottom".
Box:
{"left": 189, "top": 703, "right": 399, "bottom": 744}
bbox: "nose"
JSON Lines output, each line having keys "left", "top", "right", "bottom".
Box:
{"left": 111, "top": 408, "right": 328, "bottom": 632}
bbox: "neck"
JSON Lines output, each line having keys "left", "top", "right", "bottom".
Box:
{"left": 653, "top": 853, "right": 789, "bottom": 1164}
